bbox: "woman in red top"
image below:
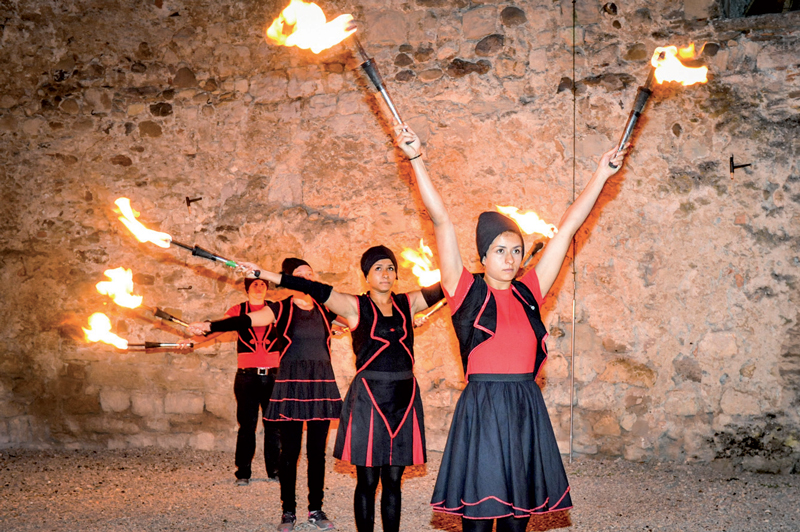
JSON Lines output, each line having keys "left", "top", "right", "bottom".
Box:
{"left": 394, "top": 124, "right": 628, "bottom": 532}
{"left": 182, "top": 275, "right": 281, "bottom": 485}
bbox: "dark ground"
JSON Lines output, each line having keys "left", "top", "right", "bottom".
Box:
{"left": 1, "top": 447, "right": 798, "bottom": 531}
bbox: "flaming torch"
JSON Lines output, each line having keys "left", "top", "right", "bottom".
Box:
{"left": 83, "top": 313, "right": 128, "bottom": 349}
{"left": 265, "top": 0, "right": 356, "bottom": 54}
{"left": 83, "top": 313, "right": 192, "bottom": 350}
{"left": 401, "top": 239, "right": 448, "bottom": 326}
{"left": 265, "top": 1, "right": 409, "bottom": 133}
{"left": 95, "top": 266, "right": 191, "bottom": 328}
{"left": 114, "top": 198, "right": 239, "bottom": 269}
{"left": 96, "top": 267, "right": 143, "bottom": 309}
{"left": 610, "top": 44, "right": 709, "bottom": 168}
{"left": 495, "top": 205, "right": 558, "bottom": 267}
{"left": 401, "top": 239, "right": 441, "bottom": 288}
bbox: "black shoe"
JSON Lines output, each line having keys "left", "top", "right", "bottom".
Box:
{"left": 277, "top": 512, "right": 296, "bottom": 531}
{"left": 267, "top": 473, "right": 279, "bottom": 483}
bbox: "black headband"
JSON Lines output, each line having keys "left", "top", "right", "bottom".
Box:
{"left": 281, "top": 257, "right": 310, "bottom": 276}
{"left": 476, "top": 211, "right": 524, "bottom": 259}
{"left": 360, "top": 245, "right": 398, "bottom": 278}
{"left": 244, "top": 276, "right": 268, "bottom": 293}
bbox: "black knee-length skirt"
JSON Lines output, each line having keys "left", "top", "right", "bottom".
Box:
{"left": 431, "top": 373, "right": 572, "bottom": 519}
{"left": 334, "top": 370, "right": 426, "bottom": 467}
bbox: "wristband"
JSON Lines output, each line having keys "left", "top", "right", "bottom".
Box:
{"left": 208, "top": 315, "right": 253, "bottom": 333}
{"left": 279, "top": 274, "right": 333, "bottom": 305}
{"left": 421, "top": 282, "right": 444, "bottom": 307}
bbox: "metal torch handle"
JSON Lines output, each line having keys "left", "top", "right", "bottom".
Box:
{"left": 359, "top": 57, "right": 412, "bottom": 144}
{"left": 609, "top": 86, "right": 651, "bottom": 169}
{"left": 154, "top": 308, "right": 189, "bottom": 328}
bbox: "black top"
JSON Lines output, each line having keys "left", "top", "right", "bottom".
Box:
{"left": 351, "top": 293, "right": 414, "bottom": 373}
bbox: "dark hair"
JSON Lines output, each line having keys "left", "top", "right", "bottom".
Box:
{"left": 360, "top": 245, "right": 398, "bottom": 278}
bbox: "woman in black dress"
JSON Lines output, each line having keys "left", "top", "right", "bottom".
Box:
{"left": 189, "top": 259, "right": 341, "bottom": 532}
{"left": 233, "top": 247, "right": 442, "bottom": 532}
{"left": 394, "top": 124, "right": 628, "bottom": 532}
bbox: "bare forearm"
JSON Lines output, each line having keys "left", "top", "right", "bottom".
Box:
{"left": 557, "top": 171, "right": 609, "bottom": 238}
{"left": 411, "top": 159, "right": 450, "bottom": 227}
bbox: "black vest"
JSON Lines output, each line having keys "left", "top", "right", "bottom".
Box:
{"left": 450, "top": 273, "right": 549, "bottom": 376}
{"left": 266, "top": 297, "right": 334, "bottom": 360}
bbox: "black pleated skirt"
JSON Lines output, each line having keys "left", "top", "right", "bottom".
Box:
{"left": 264, "top": 360, "right": 342, "bottom": 421}
{"left": 431, "top": 374, "right": 572, "bottom": 519}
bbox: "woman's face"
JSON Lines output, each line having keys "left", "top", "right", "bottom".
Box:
{"left": 292, "top": 264, "right": 314, "bottom": 281}
{"left": 366, "top": 258, "right": 397, "bottom": 292}
{"left": 481, "top": 231, "right": 523, "bottom": 284}
{"left": 248, "top": 279, "right": 268, "bottom": 299}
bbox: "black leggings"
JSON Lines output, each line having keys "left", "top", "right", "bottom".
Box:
{"left": 279, "top": 420, "right": 330, "bottom": 513}
{"left": 462, "top": 515, "right": 531, "bottom": 532}
{"left": 354, "top": 465, "right": 404, "bottom": 532}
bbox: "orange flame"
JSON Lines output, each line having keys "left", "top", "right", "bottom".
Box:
{"left": 400, "top": 239, "right": 441, "bottom": 288}
{"left": 652, "top": 45, "right": 708, "bottom": 86}
{"left": 83, "top": 313, "right": 128, "bottom": 349}
{"left": 114, "top": 198, "right": 171, "bottom": 248}
{"left": 496, "top": 206, "right": 558, "bottom": 238}
{"left": 265, "top": 0, "right": 356, "bottom": 54}
{"left": 96, "top": 267, "right": 143, "bottom": 309}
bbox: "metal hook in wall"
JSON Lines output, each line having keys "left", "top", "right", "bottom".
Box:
{"left": 729, "top": 155, "right": 751, "bottom": 179}
{"left": 185, "top": 196, "right": 203, "bottom": 208}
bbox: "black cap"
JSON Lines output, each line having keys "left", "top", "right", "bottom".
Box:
{"left": 360, "top": 245, "right": 398, "bottom": 278}
{"left": 281, "top": 257, "right": 310, "bottom": 276}
{"left": 476, "top": 211, "right": 524, "bottom": 259}
{"left": 244, "top": 276, "right": 268, "bottom": 293}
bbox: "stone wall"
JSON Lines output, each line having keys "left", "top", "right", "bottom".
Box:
{"left": 0, "top": 0, "right": 798, "bottom": 471}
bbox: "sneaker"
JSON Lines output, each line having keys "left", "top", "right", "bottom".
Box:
{"left": 307, "top": 510, "right": 335, "bottom": 530}
{"left": 235, "top": 478, "right": 250, "bottom": 486}
{"left": 277, "top": 512, "right": 296, "bottom": 532}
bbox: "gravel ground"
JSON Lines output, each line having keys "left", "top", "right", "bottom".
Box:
{"left": 1, "top": 447, "right": 798, "bottom": 532}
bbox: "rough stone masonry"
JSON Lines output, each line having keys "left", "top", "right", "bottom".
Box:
{"left": 0, "top": 0, "right": 798, "bottom": 473}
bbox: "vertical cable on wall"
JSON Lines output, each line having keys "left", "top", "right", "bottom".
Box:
{"left": 569, "top": 0, "right": 577, "bottom": 464}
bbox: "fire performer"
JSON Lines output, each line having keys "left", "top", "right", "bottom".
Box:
{"left": 394, "top": 124, "right": 628, "bottom": 532}
{"left": 230, "top": 248, "right": 443, "bottom": 532}
{"left": 180, "top": 274, "right": 281, "bottom": 486}
{"left": 188, "top": 258, "right": 342, "bottom": 532}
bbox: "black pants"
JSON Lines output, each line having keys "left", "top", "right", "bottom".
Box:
{"left": 279, "top": 420, "right": 331, "bottom": 513}
{"left": 233, "top": 370, "right": 281, "bottom": 479}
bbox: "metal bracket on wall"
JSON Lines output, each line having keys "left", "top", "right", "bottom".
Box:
{"left": 729, "top": 155, "right": 751, "bottom": 179}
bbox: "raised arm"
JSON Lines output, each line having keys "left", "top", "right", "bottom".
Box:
{"left": 395, "top": 126, "right": 462, "bottom": 297}
{"left": 534, "top": 144, "right": 629, "bottom": 295}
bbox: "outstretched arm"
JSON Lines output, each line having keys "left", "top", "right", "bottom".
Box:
{"left": 236, "top": 262, "right": 361, "bottom": 328}
{"left": 186, "top": 306, "right": 276, "bottom": 336}
{"left": 395, "top": 126, "right": 463, "bottom": 297}
{"left": 534, "top": 144, "right": 629, "bottom": 295}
